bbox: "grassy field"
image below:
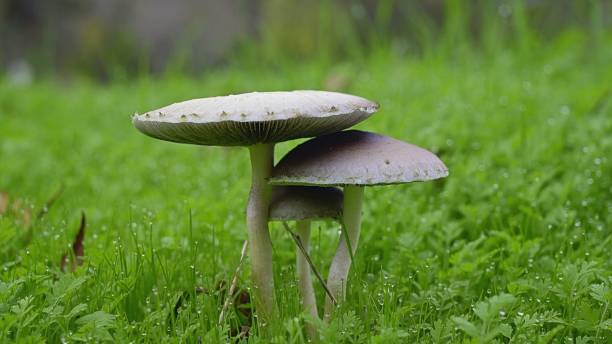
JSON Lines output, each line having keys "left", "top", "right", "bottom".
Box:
{"left": 1, "top": 30, "right": 612, "bottom": 342}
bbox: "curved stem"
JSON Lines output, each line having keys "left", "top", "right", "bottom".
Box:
{"left": 247, "top": 143, "right": 276, "bottom": 320}
{"left": 295, "top": 220, "right": 319, "bottom": 340}
{"left": 324, "top": 185, "right": 364, "bottom": 321}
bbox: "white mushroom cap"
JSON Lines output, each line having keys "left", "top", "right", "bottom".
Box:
{"left": 270, "top": 130, "right": 449, "bottom": 186}
{"left": 269, "top": 186, "right": 343, "bottom": 221}
{"left": 133, "top": 91, "right": 378, "bottom": 146}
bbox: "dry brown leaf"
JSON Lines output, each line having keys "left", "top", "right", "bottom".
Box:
{"left": 1, "top": 186, "right": 63, "bottom": 225}
{"left": 10, "top": 198, "right": 32, "bottom": 228}
{"left": 60, "top": 212, "right": 86, "bottom": 272}
{"left": 0, "top": 192, "right": 8, "bottom": 214}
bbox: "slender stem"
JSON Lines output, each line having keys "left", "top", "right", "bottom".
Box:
{"left": 295, "top": 220, "right": 319, "bottom": 340}
{"left": 324, "top": 185, "right": 364, "bottom": 321}
{"left": 218, "top": 240, "right": 249, "bottom": 325}
{"left": 283, "top": 222, "right": 337, "bottom": 305}
{"left": 247, "top": 143, "right": 276, "bottom": 320}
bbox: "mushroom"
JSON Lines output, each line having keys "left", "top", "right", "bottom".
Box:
{"left": 132, "top": 91, "right": 378, "bottom": 319}
{"left": 269, "top": 186, "right": 343, "bottom": 338}
{"left": 269, "top": 186, "right": 343, "bottom": 222}
{"left": 269, "top": 130, "right": 449, "bottom": 320}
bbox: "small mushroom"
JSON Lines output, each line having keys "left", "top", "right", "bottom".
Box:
{"left": 269, "top": 186, "right": 342, "bottom": 339}
{"left": 269, "top": 186, "right": 343, "bottom": 222}
{"left": 133, "top": 91, "right": 378, "bottom": 319}
{"left": 269, "top": 130, "right": 449, "bottom": 320}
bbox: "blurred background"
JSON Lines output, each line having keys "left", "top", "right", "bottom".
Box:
{"left": 1, "top": 2, "right": 611, "bottom": 341}
{"left": 1, "top": 0, "right": 610, "bottom": 83}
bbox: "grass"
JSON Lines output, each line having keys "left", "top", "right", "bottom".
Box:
{"left": 1, "top": 29, "right": 612, "bottom": 342}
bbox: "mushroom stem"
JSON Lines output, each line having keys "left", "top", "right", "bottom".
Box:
{"left": 324, "top": 185, "right": 364, "bottom": 321}
{"left": 247, "top": 143, "right": 276, "bottom": 320}
{"left": 295, "top": 220, "right": 319, "bottom": 339}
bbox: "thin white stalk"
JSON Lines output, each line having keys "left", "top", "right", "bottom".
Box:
{"left": 324, "top": 185, "right": 364, "bottom": 321}
{"left": 218, "top": 240, "right": 249, "bottom": 325}
{"left": 295, "top": 220, "right": 319, "bottom": 340}
{"left": 246, "top": 143, "right": 276, "bottom": 320}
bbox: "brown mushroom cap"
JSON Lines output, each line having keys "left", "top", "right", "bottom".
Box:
{"left": 133, "top": 91, "right": 378, "bottom": 146}
{"left": 270, "top": 130, "right": 449, "bottom": 186}
{"left": 269, "top": 186, "right": 343, "bottom": 221}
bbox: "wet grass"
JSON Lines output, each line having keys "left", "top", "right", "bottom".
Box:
{"left": 1, "top": 31, "right": 611, "bottom": 342}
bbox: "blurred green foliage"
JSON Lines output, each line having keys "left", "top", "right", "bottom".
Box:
{"left": 0, "top": 0, "right": 610, "bottom": 79}
{"left": 0, "top": 23, "right": 611, "bottom": 342}
{"left": 0, "top": 0, "right": 611, "bottom": 342}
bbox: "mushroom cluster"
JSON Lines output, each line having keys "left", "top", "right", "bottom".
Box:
{"left": 132, "top": 91, "right": 448, "bottom": 333}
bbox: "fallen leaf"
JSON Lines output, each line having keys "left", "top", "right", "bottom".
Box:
{"left": 10, "top": 198, "right": 32, "bottom": 228}
{"left": 0, "top": 186, "right": 63, "bottom": 227}
{"left": 60, "top": 212, "right": 86, "bottom": 272}
{"left": 0, "top": 193, "right": 31, "bottom": 226}
{"left": 0, "top": 192, "right": 8, "bottom": 214}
